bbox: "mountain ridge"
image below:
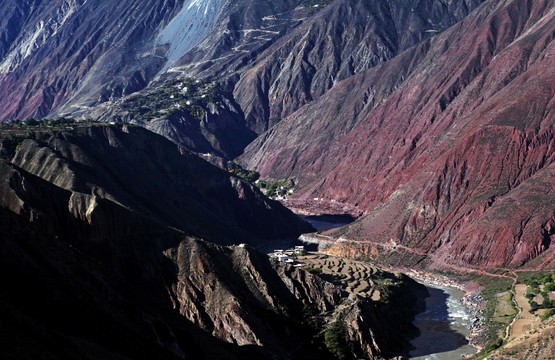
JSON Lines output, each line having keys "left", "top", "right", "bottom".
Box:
{"left": 0, "top": 127, "right": 425, "bottom": 358}
{"left": 2, "top": 123, "right": 312, "bottom": 244}
{"left": 240, "top": 0, "right": 555, "bottom": 269}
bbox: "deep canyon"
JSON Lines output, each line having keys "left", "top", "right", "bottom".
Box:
{"left": 0, "top": 0, "right": 554, "bottom": 359}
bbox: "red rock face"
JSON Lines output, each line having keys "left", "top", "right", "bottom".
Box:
{"left": 240, "top": 0, "right": 555, "bottom": 269}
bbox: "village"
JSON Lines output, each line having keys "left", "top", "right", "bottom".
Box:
{"left": 265, "top": 245, "right": 393, "bottom": 302}
{"left": 269, "top": 246, "right": 306, "bottom": 268}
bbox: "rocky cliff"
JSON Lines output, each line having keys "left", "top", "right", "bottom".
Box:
{"left": 1, "top": 124, "right": 312, "bottom": 244}
{"left": 240, "top": 0, "right": 555, "bottom": 269}
{"left": 0, "top": 136, "right": 424, "bottom": 359}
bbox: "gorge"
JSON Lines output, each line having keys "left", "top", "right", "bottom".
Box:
{"left": 1, "top": 0, "right": 554, "bottom": 358}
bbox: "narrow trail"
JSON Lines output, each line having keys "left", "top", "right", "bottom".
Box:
{"left": 504, "top": 271, "right": 520, "bottom": 341}
{"left": 309, "top": 233, "right": 555, "bottom": 347}
{"left": 326, "top": 239, "right": 533, "bottom": 343}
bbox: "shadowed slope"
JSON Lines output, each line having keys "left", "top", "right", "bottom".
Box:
{"left": 3, "top": 124, "right": 312, "bottom": 244}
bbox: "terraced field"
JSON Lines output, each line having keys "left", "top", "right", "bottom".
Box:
{"left": 297, "top": 253, "right": 382, "bottom": 301}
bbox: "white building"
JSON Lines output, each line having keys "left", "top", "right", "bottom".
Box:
{"left": 276, "top": 254, "right": 289, "bottom": 262}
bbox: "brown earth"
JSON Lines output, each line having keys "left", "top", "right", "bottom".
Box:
{"left": 489, "top": 317, "right": 555, "bottom": 360}
{"left": 512, "top": 284, "right": 539, "bottom": 338}
{"left": 241, "top": 0, "right": 555, "bottom": 270}
{"left": 297, "top": 253, "right": 381, "bottom": 300}
{"left": 0, "top": 124, "right": 426, "bottom": 359}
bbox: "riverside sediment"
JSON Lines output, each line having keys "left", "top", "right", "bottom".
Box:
{"left": 403, "top": 270, "right": 486, "bottom": 353}
{"left": 294, "top": 216, "right": 487, "bottom": 355}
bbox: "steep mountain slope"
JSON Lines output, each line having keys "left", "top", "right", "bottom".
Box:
{"left": 157, "top": 0, "right": 223, "bottom": 70}
{"left": 168, "top": 0, "right": 306, "bottom": 79}
{"left": 230, "top": 0, "right": 485, "bottom": 134}
{"left": 1, "top": 124, "right": 311, "bottom": 244}
{"left": 113, "top": 0, "right": 484, "bottom": 156}
{"left": 0, "top": 0, "right": 485, "bottom": 160}
{"left": 0, "top": 129, "right": 425, "bottom": 359}
{"left": 0, "top": 160, "right": 253, "bottom": 360}
{"left": 240, "top": 0, "right": 555, "bottom": 269}
{"left": 0, "top": 0, "right": 194, "bottom": 122}
{"left": 0, "top": 0, "right": 308, "bottom": 124}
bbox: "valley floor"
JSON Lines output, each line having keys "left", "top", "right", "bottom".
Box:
{"left": 293, "top": 252, "right": 479, "bottom": 359}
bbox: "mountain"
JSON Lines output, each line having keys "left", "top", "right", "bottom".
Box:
{"left": 3, "top": 0, "right": 555, "bottom": 357}
{"left": 0, "top": 0, "right": 552, "bottom": 269}
{"left": 0, "top": 0, "right": 183, "bottom": 120}
{"left": 103, "top": 0, "right": 485, "bottom": 158}
{"left": 239, "top": 0, "right": 555, "bottom": 269}
{"left": 0, "top": 0, "right": 485, "bottom": 158}
{"left": 0, "top": 124, "right": 425, "bottom": 359}
{"left": 228, "top": 0, "right": 485, "bottom": 134}
{"left": 1, "top": 123, "right": 311, "bottom": 244}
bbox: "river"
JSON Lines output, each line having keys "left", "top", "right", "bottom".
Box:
{"left": 410, "top": 284, "right": 476, "bottom": 359}
{"left": 300, "top": 215, "right": 477, "bottom": 359}
{"left": 301, "top": 214, "right": 355, "bottom": 232}
{"left": 263, "top": 213, "right": 477, "bottom": 359}
{"left": 253, "top": 214, "right": 356, "bottom": 253}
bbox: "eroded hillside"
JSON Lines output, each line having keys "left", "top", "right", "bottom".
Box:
{"left": 0, "top": 124, "right": 426, "bottom": 359}
{"left": 240, "top": 0, "right": 555, "bottom": 270}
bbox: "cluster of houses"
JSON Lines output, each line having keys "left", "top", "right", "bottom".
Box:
{"left": 270, "top": 246, "right": 305, "bottom": 267}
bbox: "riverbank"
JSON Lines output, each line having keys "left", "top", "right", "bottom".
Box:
{"left": 410, "top": 284, "right": 477, "bottom": 359}
{"left": 403, "top": 269, "right": 487, "bottom": 353}
{"left": 296, "top": 234, "right": 489, "bottom": 353}
{"left": 291, "top": 213, "right": 488, "bottom": 355}
{"left": 296, "top": 236, "right": 489, "bottom": 353}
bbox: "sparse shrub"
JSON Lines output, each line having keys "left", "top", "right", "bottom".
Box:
{"left": 485, "top": 337, "right": 503, "bottom": 352}
{"left": 541, "top": 309, "right": 555, "bottom": 321}
{"left": 226, "top": 162, "right": 260, "bottom": 184}
{"left": 24, "top": 118, "right": 40, "bottom": 126}
{"left": 266, "top": 182, "right": 279, "bottom": 196}
{"left": 324, "top": 321, "right": 351, "bottom": 360}
{"left": 260, "top": 178, "right": 295, "bottom": 198}
{"left": 530, "top": 300, "right": 539, "bottom": 312}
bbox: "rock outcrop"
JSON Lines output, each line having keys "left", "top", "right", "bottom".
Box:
{"left": 2, "top": 124, "right": 312, "bottom": 244}
{"left": 0, "top": 141, "right": 424, "bottom": 359}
